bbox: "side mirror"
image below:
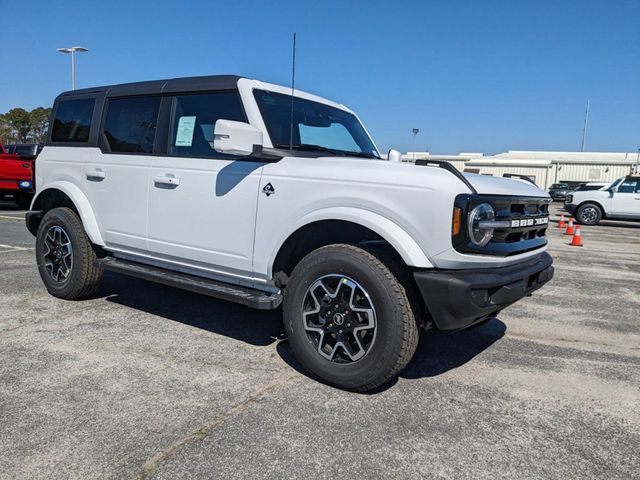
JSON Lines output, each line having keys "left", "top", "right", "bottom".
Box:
{"left": 609, "top": 186, "right": 619, "bottom": 193}
{"left": 214, "top": 120, "right": 263, "bottom": 156}
{"left": 387, "top": 149, "right": 403, "bottom": 162}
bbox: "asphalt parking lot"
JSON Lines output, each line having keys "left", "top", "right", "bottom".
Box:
{"left": 0, "top": 200, "right": 639, "bottom": 480}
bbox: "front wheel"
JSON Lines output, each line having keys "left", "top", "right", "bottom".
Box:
{"left": 576, "top": 203, "right": 602, "bottom": 225}
{"left": 35, "top": 207, "right": 103, "bottom": 299}
{"left": 283, "top": 244, "right": 419, "bottom": 392}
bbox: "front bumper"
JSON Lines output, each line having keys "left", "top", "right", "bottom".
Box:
{"left": 414, "top": 251, "right": 553, "bottom": 331}
{"left": 564, "top": 203, "right": 577, "bottom": 215}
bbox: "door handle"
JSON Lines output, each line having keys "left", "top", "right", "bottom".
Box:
{"left": 153, "top": 175, "right": 181, "bottom": 187}
{"left": 85, "top": 169, "right": 106, "bottom": 180}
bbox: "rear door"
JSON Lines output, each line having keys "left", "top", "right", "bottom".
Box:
{"left": 83, "top": 95, "right": 161, "bottom": 253}
{"left": 146, "top": 91, "right": 263, "bottom": 280}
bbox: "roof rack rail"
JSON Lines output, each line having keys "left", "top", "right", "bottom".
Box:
{"left": 415, "top": 159, "right": 478, "bottom": 194}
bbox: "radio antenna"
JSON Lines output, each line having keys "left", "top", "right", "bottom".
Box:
{"left": 289, "top": 32, "right": 297, "bottom": 150}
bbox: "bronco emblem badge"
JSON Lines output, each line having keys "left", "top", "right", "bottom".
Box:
{"left": 262, "top": 183, "right": 275, "bottom": 196}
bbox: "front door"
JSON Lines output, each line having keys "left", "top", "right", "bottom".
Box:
{"left": 609, "top": 178, "right": 639, "bottom": 216}
{"left": 146, "top": 91, "right": 262, "bottom": 280}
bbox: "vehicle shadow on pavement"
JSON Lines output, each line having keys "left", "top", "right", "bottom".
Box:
{"left": 97, "top": 272, "right": 506, "bottom": 390}
{"left": 276, "top": 318, "right": 506, "bottom": 394}
{"left": 401, "top": 318, "right": 506, "bottom": 379}
{"left": 99, "top": 272, "right": 284, "bottom": 347}
{"left": 0, "top": 200, "right": 23, "bottom": 211}
{"left": 594, "top": 221, "right": 640, "bottom": 229}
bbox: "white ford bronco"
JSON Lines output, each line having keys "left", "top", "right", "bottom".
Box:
{"left": 26, "top": 75, "right": 554, "bottom": 391}
{"left": 565, "top": 175, "right": 640, "bottom": 225}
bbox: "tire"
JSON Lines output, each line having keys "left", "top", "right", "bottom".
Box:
{"left": 576, "top": 203, "right": 602, "bottom": 225}
{"left": 283, "top": 244, "right": 419, "bottom": 392}
{"left": 15, "top": 193, "right": 32, "bottom": 209}
{"left": 35, "top": 207, "right": 103, "bottom": 299}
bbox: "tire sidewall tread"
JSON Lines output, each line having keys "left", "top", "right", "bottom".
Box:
{"left": 35, "top": 207, "right": 102, "bottom": 299}
{"left": 576, "top": 203, "right": 602, "bottom": 225}
{"left": 283, "top": 244, "right": 419, "bottom": 392}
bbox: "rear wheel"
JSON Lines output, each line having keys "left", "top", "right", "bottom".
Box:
{"left": 576, "top": 203, "right": 602, "bottom": 225}
{"left": 35, "top": 207, "right": 103, "bottom": 299}
{"left": 283, "top": 244, "right": 419, "bottom": 392}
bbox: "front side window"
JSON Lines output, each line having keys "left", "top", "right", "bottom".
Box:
{"left": 253, "top": 90, "right": 379, "bottom": 158}
{"left": 51, "top": 98, "right": 95, "bottom": 143}
{"left": 168, "top": 92, "right": 246, "bottom": 158}
{"left": 103, "top": 96, "right": 161, "bottom": 153}
{"left": 618, "top": 179, "right": 639, "bottom": 193}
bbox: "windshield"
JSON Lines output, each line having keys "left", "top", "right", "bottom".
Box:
{"left": 606, "top": 177, "right": 623, "bottom": 189}
{"left": 550, "top": 184, "right": 569, "bottom": 189}
{"left": 15, "top": 145, "right": 35, "bottom": 156}
{"left": 253, "top": 90, "right": 379, "bottom": 158}
{"left": 575, "top": 183, "right": 605, "bottom": 191}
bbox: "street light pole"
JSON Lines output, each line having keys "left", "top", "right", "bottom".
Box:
{"left": 71, "top": 49, "right": 75, "bottom": 90}
{"left": 57, "top": 46, "right": 89, "bottom": 90}
{"left": 580, "top": 99, "right": 590, "bottom": 152}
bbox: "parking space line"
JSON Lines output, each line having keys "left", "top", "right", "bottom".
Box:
{"left": 0, "top": 243, "right": 33, "bottom": 252}
{"left": 0, "top": 215, "right": 24, "bottom": 222}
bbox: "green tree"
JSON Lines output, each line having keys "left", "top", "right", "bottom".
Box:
{"left": 29, "top": 107, "right": 52, "bottom": 144}
{"left": 3, "top": 108, "right": 31, "bottom": 143}
{"left": 0, "top": 114, "right": 13, "bottom": 144}
{"left": 0, "top": 107, "right": 52, "bottom": 144}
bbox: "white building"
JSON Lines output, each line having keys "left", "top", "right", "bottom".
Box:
{"left": 402, "top": 150, "right": 639, "bottom": 190}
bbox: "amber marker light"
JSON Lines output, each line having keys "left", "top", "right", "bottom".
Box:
{"left": 452, "top": 207, "right": 462, "bottom": 236}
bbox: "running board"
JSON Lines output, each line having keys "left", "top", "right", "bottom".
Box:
{"left": 97, "top": 257, "right": 282, "bottom": 310}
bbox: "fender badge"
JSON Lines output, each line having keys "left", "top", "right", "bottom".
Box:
{"left": 262, "top": 183, "right": 275, "bottom": 196}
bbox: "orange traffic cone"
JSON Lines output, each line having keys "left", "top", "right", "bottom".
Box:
{"left": 564, "top": 218, "right": 575, "bottom": 235}
{"left": 557, "top": 212, "right": 566, "bottom": 228}
{"left": 570, "top": 226, "right": 583, "bottom": 246}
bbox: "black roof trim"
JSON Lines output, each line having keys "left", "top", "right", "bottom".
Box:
{"left": 58, "top": 75, "right": 244, "bottom": 98}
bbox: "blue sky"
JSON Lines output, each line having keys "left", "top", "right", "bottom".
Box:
{"left": 1, "top": 0, "right": 638, "bottom": 154}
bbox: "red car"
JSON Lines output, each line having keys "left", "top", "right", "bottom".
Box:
{"left": 0, "top": 142, "right": 34, "bottom": 208}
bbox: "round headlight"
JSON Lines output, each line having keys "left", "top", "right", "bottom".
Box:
{"left": 468, "top": 203, "right": 495, "bottom": 247}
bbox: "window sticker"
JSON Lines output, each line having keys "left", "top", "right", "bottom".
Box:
{"left": 175, "top": 116, "right": 196, "bottom": 146}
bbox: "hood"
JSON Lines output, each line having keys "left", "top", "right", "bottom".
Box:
{"left": 462, "top": 173, "right": 548, "bottom": 197}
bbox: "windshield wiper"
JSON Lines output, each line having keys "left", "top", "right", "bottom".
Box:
{"left": 341, "top": 151, "right": 380, "bottom": 159}
{"left": 275, "top": 143, "right": 342, "bottom": 155}
{"left": 275, "top": 144, "right": 379, "bottom": 159}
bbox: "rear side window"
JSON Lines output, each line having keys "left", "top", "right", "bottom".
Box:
{"left": 51, "top": 98, "right": 95, "bottom": 143}
{"left": 168, "top": 92, "right": 245, "bottom": 158}
{"left": 103, "top": 96, "right": 161, "bottom": 153}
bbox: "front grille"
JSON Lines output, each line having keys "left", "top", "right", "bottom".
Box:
{"left": 493, "top": 198, "right": 549, "bottom": 247}
{"left": 453, "top": 195, "right": 552, "bottom": 256}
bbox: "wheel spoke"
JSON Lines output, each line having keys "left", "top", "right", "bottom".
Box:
{"left": 41, "top": 225, "right": 73, "bottom": 284}
{"left": 338, "top": 338, "right": 365, "bottom": 361}
{"left": 302, "top": 274, "right": 377, "bottom": 364}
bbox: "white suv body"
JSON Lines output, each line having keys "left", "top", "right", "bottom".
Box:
{"left": 26, "top": 75, "right": 554, "bottom": 391}
{"left": 565, "top": 176, "right": 640, "bottom": 224}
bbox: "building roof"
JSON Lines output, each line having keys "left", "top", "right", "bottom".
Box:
{"left": 493, "top": 150, "right": 638, "bottom": 164}
{"left": 466, "top": 158, "right": 553, "bottom": 167}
